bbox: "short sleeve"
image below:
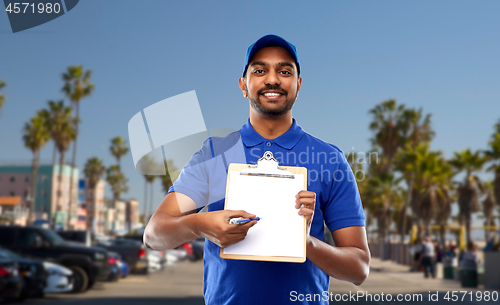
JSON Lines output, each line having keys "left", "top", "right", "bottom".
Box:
{"left": 323, "top": 150, "right": 365, "bottom": 232}
{"left": 168, "top": 142, "right": 211, "bottom": 210}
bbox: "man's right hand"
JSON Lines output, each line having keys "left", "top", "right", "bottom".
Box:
{"left": 196, "top": 210, "right": 258, "bottom": 248}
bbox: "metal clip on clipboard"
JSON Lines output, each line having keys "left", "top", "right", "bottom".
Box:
{"left": 239, "top": 151, "right": 295, "bottom": 179}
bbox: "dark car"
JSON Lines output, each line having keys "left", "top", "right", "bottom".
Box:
{"left": 0, "top": 247, "right": 46, "bottom": 299}
{"left": 56, "top": 230, "right": 92, "bottom": 247}
{"left": 0, "top": 259, "right": 23, "bottom": 302}
{"left": 96, "top": 238, "right": 148, "bottom": 274}
{"left": 0, "top": 226, "right": 110, "bottom": 293}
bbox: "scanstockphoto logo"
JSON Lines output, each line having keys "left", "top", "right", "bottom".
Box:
{"left": 3, "top": 0, "right": 79, "bottom": 33}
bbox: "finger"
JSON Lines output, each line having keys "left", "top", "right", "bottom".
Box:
{"left": 296, "top": 190, "right": 316, "bottom": 198}
{"left": 227, "top": 210, "right": 257, "bottom": 219}
{"left": 227, "top": 220, "right": 258, "bottom": 233}
{"left": 295, "top": 197, "right": 315, "bottom": 209}
{"left": 298, "top": 207, "right": 314, "bottom": 216}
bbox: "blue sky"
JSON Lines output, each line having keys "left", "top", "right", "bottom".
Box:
{"left": 1, "top": 0, "right": 499, "bottom": 219}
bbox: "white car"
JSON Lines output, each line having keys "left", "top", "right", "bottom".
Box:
{"left": 147, "top": 251, "right": 163, "bottom": 272}
{"left": 165, "top": 249, "right": 188, "bottom": 265}
{"left": 43, "top": 262, "right": 73, "bottom": 294}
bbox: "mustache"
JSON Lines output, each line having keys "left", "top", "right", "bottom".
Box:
{"left": 257, "top": 85, "right": 288, "bottom": 96}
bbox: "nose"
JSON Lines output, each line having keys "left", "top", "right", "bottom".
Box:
{"left": 264, "top": 69, "right": 280, "bottom": 86}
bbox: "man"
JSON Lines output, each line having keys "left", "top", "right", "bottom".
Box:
{"left": 144, "top": 34, "right": 370, "bottom": 304}
{"left": 420, "top": 236, "right": 436, "bottom": 278}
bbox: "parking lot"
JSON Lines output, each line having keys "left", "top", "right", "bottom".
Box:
{"left": 18, "top": 260, "right": 205, "bottom": 305}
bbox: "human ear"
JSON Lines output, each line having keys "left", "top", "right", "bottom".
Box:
{"left": 238, "top": 77, "right": 248, "bottom": 97}
{"left": 296, "top": 76, "right": 302, "bottom": 96}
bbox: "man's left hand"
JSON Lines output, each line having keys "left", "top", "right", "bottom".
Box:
{"left": 295, "top": 190, "right": 315, "bottom": 239}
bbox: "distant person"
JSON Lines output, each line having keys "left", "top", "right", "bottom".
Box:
{"left": 420, "top": 236, "right": 436, "bottom": 278}
{"left": 445, "top": 241, "right": 456, "bottom": 258}
{"left": 461, "top": 241, "right": 480, "bottom": 268}
{"left": 434, "top": 241, "right": 444, "bottom": 263}
{"left": 409, "top": 239, "right": 422, "bottom": 272}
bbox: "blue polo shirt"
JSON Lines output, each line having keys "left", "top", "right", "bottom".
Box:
{"left": 169, "top": 119, "right": 365, "bottom": 305}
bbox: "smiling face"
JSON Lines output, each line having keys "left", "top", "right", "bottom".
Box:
{"left": 239, "top": 46, "right": 302, "bottom": 118}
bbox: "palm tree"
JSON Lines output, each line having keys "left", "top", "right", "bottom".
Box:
{"left": 62, "top": 65, "right": 95, "bottom": 229}
{"left": 398, "top": 108, "right": 434, "bottom": 148}
{"left": 449, "top": 149, "right": 487, "bottom": 244}
{"left": 84, "top": 157, "right": 106, "bottom": 194}
{"left": 485, "top": 119, "right": 500, "bottom": 206}
{"left": 363, "top": 172, "right": 404, "bottom": 244}
{"left": 106, "top": 165, "right": 129, "bottom": 231}
{"left": 144, "top": 175, "right": 156, "bottom": 222}
{"left": 84, "top": 157, "right": 106, "bottom": 230}
{"left": 0, "top": 79, "right": 6, "bottom": 118}
{"left": 481, "top": 182, "right": 496, "bottom": 242}
{"left": 394, "top": 108, "right": 435, "bottom": 242}
{"left": 160, "top": 160, "right": 176, "bottom": 194}
{"left": 39, "top": 101, "right": 76, "bottom": 228}
{"left": 368, "top": 100, "right": 406, "bottom": 174}
{"left": 22, "top": 114, "right": 51, "bottom": 225}
{"left": 110, "top": 136, "right": 129, "bottom": 169}
{"left": 417, "top": 151, "right": 453, "bottom": 239}
{"left": 395, "top": 143, "right": 453, "bottom": 241}
{"left": 138, "top": 156, "right": 158, "bottom": 222}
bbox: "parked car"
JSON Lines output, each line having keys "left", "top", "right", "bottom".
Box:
{"left": 96, "top": 238, "right": 148, "bottom": 274}
{"left": 43, "top": 262, "right": 73, "bottom": 294}
{"left": 147, "top": 251, "right": 163, "bottom": 273}
{"left": 178, "top": 242, "right": 196, "bottom": 262}
{"left": 0, "top": 259, "right": 23, "bottom": 302}
{"left": 116, "top": 256, "right": 129, "bottom": 278}
{"left": 165, "top": 248, "right": 188, "bottom": 265}
{"left": 106, "top": 252, "right": 122, "bottom": 282}
{"left": 0, "top": 247, "right": 46, "bottom": 299}
{"left": 0, "top": 226, "right": 110, "bottom": 293}
{"left": 190, "top": 237, "right": 205, "bottom": 261}
{"left": 56, "top": 230, "right": 92, "bottom": 247}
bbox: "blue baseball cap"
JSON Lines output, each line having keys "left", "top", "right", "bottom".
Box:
{"left": 242, "top": 34, "right": 300, "bottom": 77}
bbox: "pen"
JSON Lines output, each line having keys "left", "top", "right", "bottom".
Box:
{"left": 229, "top": 217, "right": 261, "bottom": 225}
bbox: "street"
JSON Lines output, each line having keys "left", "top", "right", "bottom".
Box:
{"left": 20, "top": 258, "right": 496, "bottom": 305}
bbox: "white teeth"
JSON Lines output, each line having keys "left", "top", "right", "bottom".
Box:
{"left": 263, "top": 93, "right": 281, "bottom": 97}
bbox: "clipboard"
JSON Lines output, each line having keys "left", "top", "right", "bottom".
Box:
{"left": 220, "top": 151, "right": 307, "bottom": 263}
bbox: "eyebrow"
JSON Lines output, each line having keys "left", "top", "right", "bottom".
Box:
{"left": 250, "top": 61, "right": 295, "bottom": 70}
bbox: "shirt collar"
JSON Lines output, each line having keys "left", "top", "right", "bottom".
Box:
{"left": 239, "top": 118, "right": 305, "bottom": 150}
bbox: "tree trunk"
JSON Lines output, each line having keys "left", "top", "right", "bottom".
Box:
{"left": 28, "top": 150, "right": 40, "bottom": 225}
{"left": 439, "top": 224, "right": 446, "bottom": 246}
{"left": 149, "top": 181, "right": 154, "bottom": 222}
{"left": 52, "top": 151, "right": 65, "bottom": 230}
{"left": 494, "top": 172, "right": 500, "bottom": 206}
{"left": 66, "top": 102, "right": 80, "bottom": 230}
{"left": 400, "top": 177, "right": 414, "bottom": 243}
{"left": 465, "top": 213, "right": 472, "bottom": 245}
{"left": 52, "top": 142, "right": 57, "bottom": 166}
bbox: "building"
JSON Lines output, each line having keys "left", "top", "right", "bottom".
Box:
{"left": 0, "top": 164, "right": 79, "bottom": 228}
{"left": 75, "top": 180, "right": 87, "bottom": 230}
{"left": 0, "top": 196, "right": 28, "bottom": 226}
{"left": 126, "top": 199, "right": 140, "bottom": 231}
{"left": 114, "top": 200, "right": 127, "bottom": 232}
{"left": 82, "top": 179, "right": 106, "bottom": 234}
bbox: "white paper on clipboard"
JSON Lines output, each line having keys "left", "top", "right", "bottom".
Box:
{"left": 221, "top": 151, "right": 306, "bottom": 260}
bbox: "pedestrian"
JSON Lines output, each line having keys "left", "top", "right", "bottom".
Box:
{"left": 461, "top": 241, "right": 480, "bottom": 268}
{"left": 144, "top": 34, "right": 370, "bottom": 304}
{"left": 420, "top": 235, "right": 436, "bottom": 278}
{"left": 446, "top": 241, "right": 456, "bottom": 259}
